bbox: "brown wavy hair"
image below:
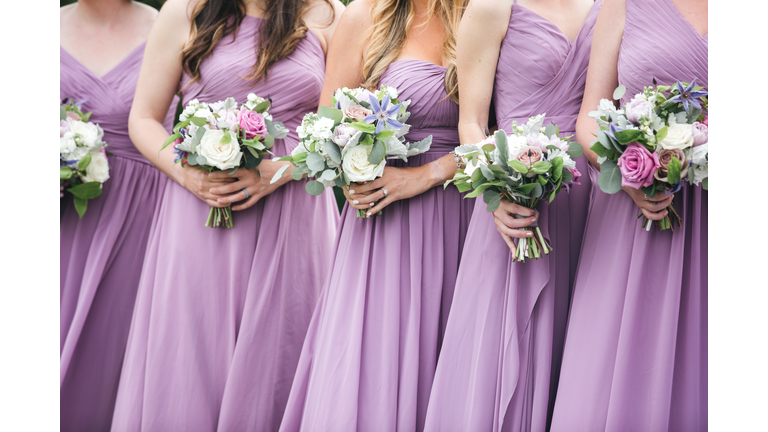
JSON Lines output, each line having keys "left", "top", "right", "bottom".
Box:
{"left": 181, "top": 0, "right": 334, "bottom": 84}
{"left": 361, "top": 0, "right": 468, "bottom": 103}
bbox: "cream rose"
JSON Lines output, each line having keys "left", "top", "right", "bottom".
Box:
{"left": 342, "top": 145, "right": 385, "bottom": 182}
{"left": 198, "top": 129, "right": 242, "bottom": 170}
{"left": 659, "top": 123, "right": 694, "bottom": 150}
{"left": 81, "top": 150, "right": 110, "bottom": 183}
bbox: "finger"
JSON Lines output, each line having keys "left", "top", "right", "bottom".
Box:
{"left": 498, "top": 199, "right": 536, "bottom": 218}
{"left": 203, "top": 198, "right": 229, "bottom": 208}
{"left": 495, "top": 216, "right": 534, "bottom": 239}
{"left": 366, "top": 195, "right": 395, "bottom": 216}
{"left": 355, "top": 189, "right": 387, "bottom": 205}
{"left": 231, "top": 192, "right": 262, "bottom": 211}
{"left": 495, "top": 210, "right": 537, "bottom": 229}
{"left": 348, "top": 200, "right": 373, "bottom": 210}
{"left": 500, "top": 233, "right": 518, "bottom": 255}
{"left": 641, "top": 207, "right": 668, "bottom": 221}
{"left": 354, "top": 179, "right": 386, "bottom": 194}
{"left": 642, "top": 197, "right": 672, "bottom": 213}
{"left": 209, "top": 168, "right": 247, "bottom": 180}
{"left": 217, "top": 189, "right": 250, "bottom": 206}
{"left": 210, "top": 179, "right": 251, "bottom": 196}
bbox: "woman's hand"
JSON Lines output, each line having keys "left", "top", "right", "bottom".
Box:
{"left": 492, "top": 198, "right": 539, "bottom": 253}
{"left": 177, "top": 166, "right": 237, "bottom": 208}
{"left": 208, "top": 159, "right": 294, "bottom": 211}
{"left": 347, "top": 165, "right": 434, "bottom": 216}
{"left": 622, "top": 186, "right": 674, "bottom": 221}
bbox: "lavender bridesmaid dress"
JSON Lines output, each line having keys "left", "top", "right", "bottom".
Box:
{"left": 550, "top": 1, "right": 707, "bottom": 431}
{"left": 60, "top": 43, "right": 175, "bottom": 432}
{"left": 279, "top": 60, "right": 474, "bottom": 432}
{"left": 423, "top": 3, "right": 601, "bottom": 432}
{"left": 110, "top": 18, "right": 339, "bottom": 432}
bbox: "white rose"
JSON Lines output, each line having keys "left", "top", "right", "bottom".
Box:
{"left": 342, "top": 145, "right": 385, "bottom": 182}
{"left": 506, "top": 134, "right": 528, "bottom": 158}
{"left": 60, "top": 133, "right": 76, "bottom": 155}
{"left": 198, "top": 129, "right": 242, "bottom": 170}
{"left": 70, "top": 121, "right": 104, "bottom": 149}
{"left": 659, "top": 123, "right": 694, "bottom": 150}
{"left": 81, "top": 151, "right": 110, "bottom": 183}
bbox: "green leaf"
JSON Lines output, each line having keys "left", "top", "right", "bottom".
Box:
{"left": 368, "top": 140, "right": 385, "bottom": 165}
{"left": 479, "top": 164, "right": 495, "bottom": 181}
{"left": 73, "top": 196, "right": 88, "bottom": 219}
{"left": 60, "top": 106, "right": 67, "bottom": 121}
{"left": 220, "top": 131, "right": 232, "bottom": 144}
{"left": 561, "top": 168, "right": 573, "bottom": 184}
{"left": 482, "top": 144, "right": 496, "bottom": 153}
{"left": 590, "top": 141, "right": 608, "bottom": 157}
{"left": 655, "top": 126, "right": 668, "bottom": 142}
{"left": 613, "top": 85, "right": 626, "bottom": 100}
{"left": 190, "top": 117, "right": 207, "bottom": 126}
{"left": 263, "top": 133, "right": 274, "bottom": 149}
{"left": 494, "top": 130, "right": 510, "bottom": 172}
{"left": 597, "top": 159, "right": 623, "bottom": 194}
{"left": 254, "top": 100, "right": 271, "bottom": 114}
{"left": 702, "top": 177, "right": 708, "bottom": 190}
{"left": 567, "top": 141, "right": 584, "bottom": 159}
{"left": 470, "top": 167, "right": 484, "bottom": 183}
{"left": 551, "top": 156, "right": 564, "bottom": 181}
{"left": 306, "top": 152, "right": 326, "bottom": 172}
{"left": 60, "top": 167, "right": 73, "bottom": 180}
{"left": 509, "top": 160, "right": 529, "bottom": 174}
{"left": 360, "top": 134, "right": 374, "bottom": 146}
{"left": 531, "top": 161, "right": 552, "bottom": 174}
{"left": 351, "top": 122, "right": 376, "bottom": 134}
{"left": 614, "top": 129, "right": 643, "bottom": 145}
{"left": 68, "top": 181, "right": 103, "bottom": 200}
{"left": 531, "top": 183, "right": 543, "bottom": 198}
{"left": 270, "top": 164, "right": 290, "bottom": 184}
{"left": 376, "top": 130, "right": 394, "bottom": 140}
{"left": 667, "top": 156, "right": 682, "bottom": 184}
{"left": 538, "top": 175, "right": 548, "bottom": 185}
{"left": 641, "top": 185, "right": 657, "bottom": 199}
{"left": 318, "top": 106, "right": 344, "bottom": 125}
{"left": 596, "top": 130, "right": 613, "bottom": 150}
{"left": 291, "top": 166, "right": 305, "bottom": 181}
{"left": 516, "top": 183, "right": 538, "bottom": 194}
{"left": 78, "top": 153, "right": 92, "bottom": 172}
{"left": 305, "top": 180, "right": 325, "bottom": 196}
{"left": 483, "top": 189, "right": 501, "bottom": 212}
{"left": 161, "top": 132, "right": 182, "bottom": 152}
{"left": 465, "top": 182, "right": 494, "bottom": 198}
{"left": 544, "top": 124, "right": 558, "bottom": 137}
{"left": 548, "top": 187, "right": 558, "bottom": 203}
{"left": 173, "top": 118, "right": 191, "bottom": 134}
{"left": 325, "top": 140, "right": 342, "bottom": 165}
{"left": 334, "top": 174, "right": 347, "bottom": 187}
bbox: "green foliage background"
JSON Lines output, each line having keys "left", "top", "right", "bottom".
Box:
{"left": 60, "top": 0, "right": 348, "bottom": 213}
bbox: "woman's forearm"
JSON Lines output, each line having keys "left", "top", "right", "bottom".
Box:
{"left": 129, "top": 115, "right": 184, "bottom": 185}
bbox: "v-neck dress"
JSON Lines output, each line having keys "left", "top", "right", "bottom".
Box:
{"left": 60, "top": 42, "right": 176, "bottom": 432}
{"left": 423, "top": 2, "right": 601, "bottom": 432}
{"left": 551, "top": 0, "right": 707, "bottom": 430}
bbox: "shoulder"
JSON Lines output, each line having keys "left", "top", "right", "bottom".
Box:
{"left": 341, "top": 0, "right": 372, "bottom": 24}
{"left": 465, "top": 0, "right": 513, "bottom": 19}
{"left": 157, "top": 0, "right": 198, "bottom": 23}
{"left": 304, "top": 0, "right": 346, "bottom": 52}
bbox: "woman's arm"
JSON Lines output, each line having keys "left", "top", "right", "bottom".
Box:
{"left": 305, "top": 0, "right": 346, "bottom": 54}
{"left": 128, "top": 0, "right": 235, "bottom": 207}
{"left": 576, "top": 0, "right": 673, "bottom": 221}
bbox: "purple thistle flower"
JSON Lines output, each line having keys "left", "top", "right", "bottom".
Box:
{"left": 668, "top": 78, "right": 708, "bottom": 113}
{"left": 363, "top": 94, "right": 403, "bottom": 135}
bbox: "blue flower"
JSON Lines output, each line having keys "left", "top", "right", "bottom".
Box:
{"left": 668, "top": 79, "right": 708, "bottom": 113}
{"left": 666, "top": 182, "right": 682, "bottom": 194}
{"left": 363, "top": 94, "right": 403, "bottom": 135}
{"left": 604, "top": 123, "right": 623, "bottom": 141}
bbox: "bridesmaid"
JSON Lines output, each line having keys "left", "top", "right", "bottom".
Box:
{"left": 279, "top": 0, "right": 472, "bottom": 430}
{"left": 423, "top": 0, "right": 600, "bottom": 431}
{"left": 109, "top": 0, "right": 342, "bottom": 430}
{"left": 60, "top": 2, "right": 174, "bottom": 431}
{"left": 550, "top": 0, "right": 707, "bottom": 430}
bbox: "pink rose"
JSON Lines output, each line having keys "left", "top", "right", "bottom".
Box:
{"left": 66, "top": 111, "right": 81, "bottom": 121}
{"left": 515, "top": 146, "right": 543, "bottom": 173}
{"left": 342, "top": 104, "right": 372, "bottom": 121}
{"left": 654, "top": 148, "right": 689, "bottom": 182}
{"left": 566, "top": 167, "right": 582, "bottom": 186}
{"left": 692, "top": 121, "right": 708, "bottom": 147}
{"left": 237, "top": 107, "right": 267, "bottom": 139}
{"left": 617, "top": 142, "right": 660, "bottom": 189}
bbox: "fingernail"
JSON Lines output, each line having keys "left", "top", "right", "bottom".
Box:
{"left": 369, "top": 203, "right": 375, "bottom": 207}
{"left": 353, "top": 200, "right": 359, "bottom": 204}
{"left": 349, "top": 190, "right": 355, "bottom": 194}
{"left": 366, "top": 212, "right": 371, "bottom": 216}
{"left": 527, "top": 232, "right": 533, "bottom": 236}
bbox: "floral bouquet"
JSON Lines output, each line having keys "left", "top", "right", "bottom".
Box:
{"left": 161, "top": 93, "right": 289, "bottom": 228}
{"left": 589, "top": 79, "right": 708, "bottom": 231}
{"left": 446, "top": 114, "right": 583, "bottom": 262}
{"left": 60, "top": 99, "right": 110, "bottom": 218}
{"left": 271, "top": 85, "right": 431, "bottom": 218}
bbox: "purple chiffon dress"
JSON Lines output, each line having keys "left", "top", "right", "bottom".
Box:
{"left": 550, "top": 1, "right": 708, "bottom": 431}
{"left": 60, "top": 42, "right": 175, "bottom": 432}
{"left": 423, "top": 2, "right": 601, "bottom": 432}
{"left": 279, "top": 60, "right": 474, "bottom": 432}
{"left": 110, "top": 18, "right": 339, "bottom": 432}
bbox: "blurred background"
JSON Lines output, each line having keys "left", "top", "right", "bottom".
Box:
{"left": 60, "top": 0, "right": 349, "bottom": 212}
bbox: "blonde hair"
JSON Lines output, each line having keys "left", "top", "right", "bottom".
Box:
{"left": 361, "top": 0, "right": 467, "bottom": 104}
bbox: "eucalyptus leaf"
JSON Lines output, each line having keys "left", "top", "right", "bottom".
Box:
{"left": 494, "top": 130, "right": 510, "bottom": 171}
{"left": 291, "top": 167, "right": 305, "bottom": 181}
{"left": 641, "top": 185, "right": 657, "bottom": 199}
{"left": 483, "top": 190, "right": 501, "bottom": 212}
{"left": 196, "top": 155, "right": 208, "bottom": 165}
{"left": 334, "top": 174, "right": 347, "bottom": 187}
{"left": 597, "top": 130, "right": 613, "bottom": 150}
{"left": 561, "top": 169, "right": 573, "bottom": 184}
{"left": 509, "top": 160, "right": 529, "bottom": 174}
{"left": 325, "top": 140, "right": 342, "bottom": 165}
{"left": 532, "top": 183, "right": 543, "bottom": 198}
{"left": 254, "top": 100, "right": 271, "bottom": 114}
{"left": 270, "top": 164, "right": 291, "bottom": 184}
{"left": 479, "top": 164, "right": 495, "bottom": 181}
{"left": 306, "top": 152, "right": 326, "bottom": 172}
{"left": 60, "top": 106, "right": 67, "bottom": 121}
{"left": 190, "top": 117, "right": 207, "bottom": 127}
{"left": 567, "top": 141, "right": 584, "bottom": 159}
{"left": 60, "top": 167, "right": 73, "bottom": 180}
{"left": 368, "top": 140, "right": 385, "bottom": 165}
{"left": 305, "top": 180, "right": 325, "bottom": 196}
{"left": 544, "top": 124, "right": 558, "bottom": 137}
{"left": 228, "top": 167, "right": 237, "bottom": 175}
{"left": 597, "top": 159, "right": 623, "bottom": 194}
{"left": 318, "top": 106, "right": 343, "bottom": 124}
{"left": 187, "top": 153, "right": 198, "bottom": 166}
{"left": 320, "top": 169, "right": 337, "bottom": 181}
{"left": 613, "top": 85, "right": 626, "bottom": 100}
{"left": 702, "top": 177, "right": 708, "bottom": 190}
